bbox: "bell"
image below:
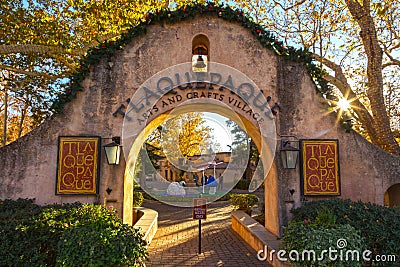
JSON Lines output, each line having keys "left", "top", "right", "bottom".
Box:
{"left": 194, "top": 55, "right": 206, "bottom": 69}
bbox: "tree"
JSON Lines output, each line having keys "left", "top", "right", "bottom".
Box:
{"left": 1, "top": 0, "right": 399, "bottom": 154}
{"left": 0, "top": 67, "right": 51, "bottom": 145}
{"left": 226, "top": 120, "right": 259, "bottom": 180}
{"left": 147, "top": 112, "right": 213, "bottom": 159}
{"left": 1, "top": 0, "right": 205, "bottom": 146}
{"left": 344, "top": 0, "right": 399, "bottom": 154}
{"left": 225, "top": 0, "right": 399, "bottom": 154}
{"left": 143, "top": 112, "right": 213, "bottom": 181}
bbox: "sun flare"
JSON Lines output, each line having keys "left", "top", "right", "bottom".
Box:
{"left": 337, "top": 98, "right": 351, "bottom": 110}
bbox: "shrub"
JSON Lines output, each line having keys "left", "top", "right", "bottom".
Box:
{"left": 230, "top": 193, "right": 259, "bottom": 215}
{"left": 289, "top": 198, "right": 400, "bottom": 266}
{"left": 217, "top": 192, "right": 232, "bottom": 201}
{"left": 0, "top": 199, "right": 148, "bottom": 267}
{"left": 282, "top": 222, "right": 366, "bottom": 267}
{"left": 133, "top": 191, "right": 144, "bottom": 207}
{"left": 57, "top": 224, "right": 147, "bottom": 267}
{"left": 315, "top": 207, "right": 337, "bottom": 227}
{"left": 0, "top": 199, "right": 80, "bottom": 266}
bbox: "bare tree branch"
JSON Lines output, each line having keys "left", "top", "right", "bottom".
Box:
{"left": 312, "top": 53, "right": 381, "bottom": 142}
{"left": 383, "top": 51, "right": 400, "bottom": 68}
{"left": 0, "top": 32, "right": 122, "bottom": 56}
{"left": 273, "top": 0, "right": 307, "bottom": 11}
{"left": 0, "top": 65, "right": 63, "bottom": 81}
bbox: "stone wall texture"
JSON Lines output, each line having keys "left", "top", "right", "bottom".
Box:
{"left": 0, "top": 15, "right": 399, "bottom": 235}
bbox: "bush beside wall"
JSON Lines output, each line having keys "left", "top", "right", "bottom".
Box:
{"left": 0, "top": 199, "right": 148, "bottom": 267}
{"left": 281, "top": 198, "right": 400, "bottom": 267}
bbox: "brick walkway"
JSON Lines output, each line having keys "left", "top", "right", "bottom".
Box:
{"left": 142, "top": 199, "right": 271, "bottom": 267}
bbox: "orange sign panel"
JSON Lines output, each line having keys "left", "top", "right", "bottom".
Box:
{"left": 301, "top": 140, "right": 340, "bottom": 196}
{"left": 56, "top": 136, "right": 100, "bottom": 195}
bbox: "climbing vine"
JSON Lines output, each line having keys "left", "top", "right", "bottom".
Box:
{"left": 50, "top": 2, "right": 332, "bottom": 120}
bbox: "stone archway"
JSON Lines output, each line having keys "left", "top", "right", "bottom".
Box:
{"left": 384, "top": 184, "right": 400, "bottom": 208}
{"left": 122, "top": 101, "right": 279, "bottom": 235}
{"left": 119, "top": 60, "right": 279, "bottom": 234}
{"left": 0, "top": 11, "right": 399, "bottom": 239}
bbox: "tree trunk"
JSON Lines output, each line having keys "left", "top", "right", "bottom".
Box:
{"left": 2, "top": 88, "right": 8, "bottom": 146}
{"left": 345, "top": 0, "right": 400, "bottom": 154}
{"left": 18, "top": 104, "right": 27, "bottom": 139}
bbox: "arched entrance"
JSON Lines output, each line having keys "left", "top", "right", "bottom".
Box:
{"left": 2, "top": 11, "right": 399, "bottom": 240}
{"left": 123, "top": 102, "right": 280, "bottom": 234}
{"left": 120, "top": 62, "right": 279, "bottom": 234}
{"left": 384, "top": 184, "right": 400, "bottom": 208}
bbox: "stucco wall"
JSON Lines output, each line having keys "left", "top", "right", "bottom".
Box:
{"left": 0, "top": 15, "right": 399, "bottom": 231}
{"left": 0, "top": 15, "right": 271, "bottom": 209}
{"left": 275, "top": 60, "right": 400, "bottom": 227}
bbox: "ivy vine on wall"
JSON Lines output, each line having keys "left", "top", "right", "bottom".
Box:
{"left": 50, "top": 2, "right": 333, "bottom": 124}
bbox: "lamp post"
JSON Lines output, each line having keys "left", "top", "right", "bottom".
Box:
{"left": 104, "top": 136, "right": 122, "bottom": 165}
{"left": 280, "top": 139, "right": 299, "bottom": 169}
{"left": 210, "top": 161, "right": 223, "bottom": 178}
{"left": 213, "top": 161, "right": 216, "bottom": 178}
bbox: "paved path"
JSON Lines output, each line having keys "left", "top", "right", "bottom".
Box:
{"left": 143, "top": 199, "right": 271, "bottom": 267}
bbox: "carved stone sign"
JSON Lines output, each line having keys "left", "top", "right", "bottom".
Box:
{"left": 113, "top": 71, "right": 282, "bottom": 127}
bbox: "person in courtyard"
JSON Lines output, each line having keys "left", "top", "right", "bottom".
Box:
{"left": 218, "top": 175, "right": 224, "bottom": 190}
{"left": 203, "top": 175, "right": 208, "bottom": 186}
{"left": 193, "top": 173, "right": 199, "bottom": 186}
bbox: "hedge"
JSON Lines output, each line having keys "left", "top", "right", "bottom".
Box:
{"left": 282, "top": 198, "right": 400, "bottom": 267}
{"left": 0, "top": 198, "right": 148, "bottom": 267}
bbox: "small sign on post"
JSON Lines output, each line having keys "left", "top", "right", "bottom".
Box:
{"left": 193, "top": 198, "right": 207, "bottom": 220}
{"left": 193, "top": 198, "right": 207, "bottom": 254}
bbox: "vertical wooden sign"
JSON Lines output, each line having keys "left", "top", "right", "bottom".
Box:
{"left": 300, "top": 139, "right": 341, "bottom": 196}
{"left": 56, "top": 136, "right": 101, "bottom": 195}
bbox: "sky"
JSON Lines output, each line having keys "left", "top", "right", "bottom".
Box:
{"left": 202, "top": 112, "right": 233, "bottom": 152}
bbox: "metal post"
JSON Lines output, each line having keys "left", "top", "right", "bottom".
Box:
{"left": 198, "top": 219, "right": 202, "bottom": 254}
{"left": 202, "top": 170, "right": 205, "bottom": 193}
{"left": 213, "top": 161, "right": 216, "bottom": 178}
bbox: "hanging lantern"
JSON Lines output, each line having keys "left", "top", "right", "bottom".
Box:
{"left": 280, "top": 140, "right": 299, "bottom": 169}
{"left": 104, "top": 137, "right": 122, "bottom": 165}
